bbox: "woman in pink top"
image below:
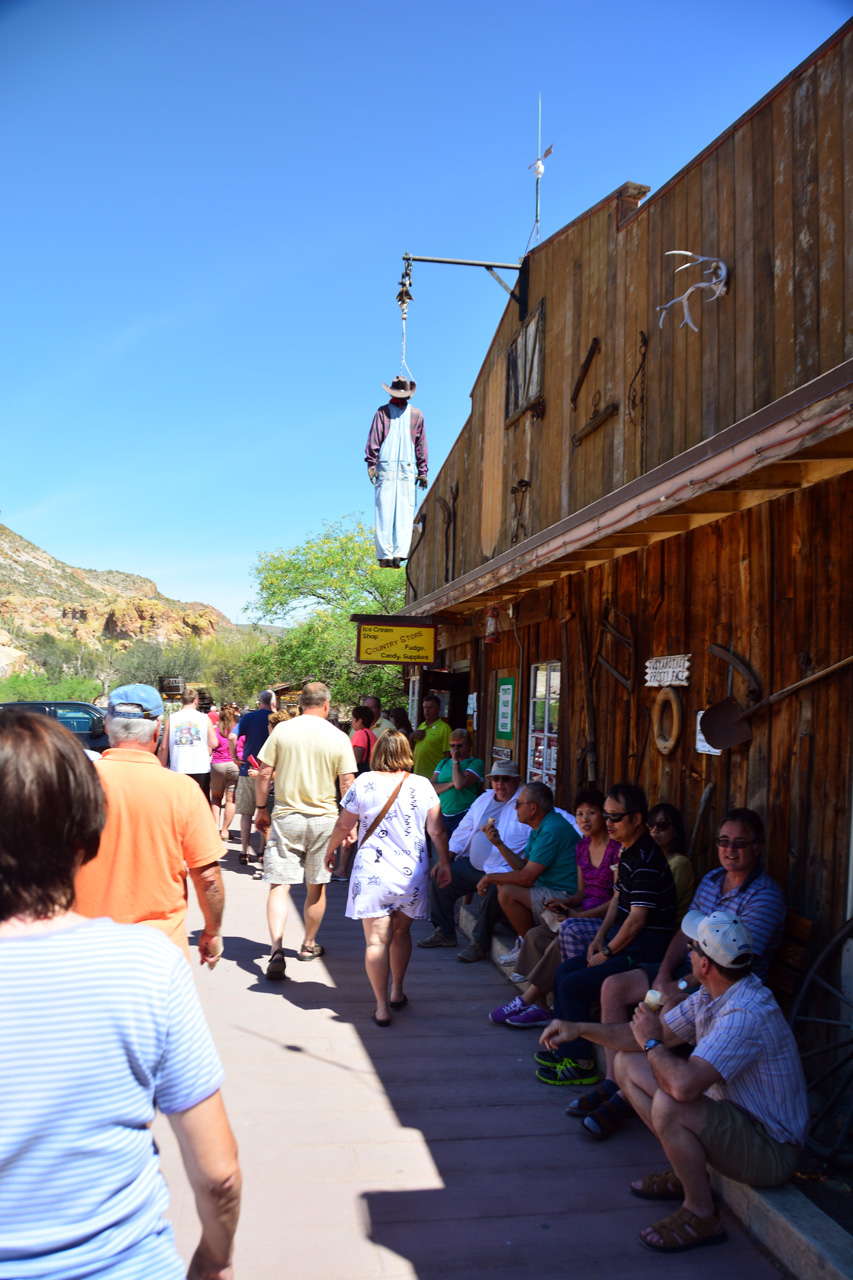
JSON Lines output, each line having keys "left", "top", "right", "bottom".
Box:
{"left": 350, "top": 706, "right": 378, "bottom": 775}
{"left": 210, "top": 703, "right": 240, "bottom": 840}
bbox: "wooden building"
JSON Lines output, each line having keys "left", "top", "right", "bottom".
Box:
{"left": 399, "top": 21, "right": 853, "bottom": 950}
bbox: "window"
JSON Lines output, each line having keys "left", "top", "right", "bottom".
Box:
{"left": 527, "top": 662, "right": 560, "bottom": 791}
{"left": 505, "top": 301, "right": 544, "bottom": 422}
{"left": 56, "top": 707, "right": 93, "bottom": 736}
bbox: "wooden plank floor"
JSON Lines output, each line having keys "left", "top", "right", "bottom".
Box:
{"left": 153, "top": 843, "right": 788, "bottom": 1279}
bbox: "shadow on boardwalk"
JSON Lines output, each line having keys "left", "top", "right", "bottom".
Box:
{"left": 175, "top": 862, "right": 785, "bottom": 1280}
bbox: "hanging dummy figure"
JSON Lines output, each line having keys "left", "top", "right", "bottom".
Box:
{"left": 365, "top": 377, "right": 428, "bottom": 568}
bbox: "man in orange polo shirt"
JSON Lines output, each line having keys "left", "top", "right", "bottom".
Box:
{"left": 74, "top": 683, "right": 225, "bottom": 966}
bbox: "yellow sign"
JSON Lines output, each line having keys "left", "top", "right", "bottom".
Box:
{"left": 357, "top": 623, "right": 436, "bottom": 665}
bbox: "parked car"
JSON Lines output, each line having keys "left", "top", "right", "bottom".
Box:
{"left": 0, "top": 701, "right": 109, "bottom": 753}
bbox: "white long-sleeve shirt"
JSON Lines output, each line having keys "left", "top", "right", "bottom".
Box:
{"left": 448, "top": 789, "right": 530, "bottom": 873}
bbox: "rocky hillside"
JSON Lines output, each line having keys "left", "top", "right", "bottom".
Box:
{"left": 0, "top": 523, "right": 233, "bottom": 648}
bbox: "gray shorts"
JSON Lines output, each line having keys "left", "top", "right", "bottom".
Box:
{"left": 263, "top": 811, "right": 337, "bottom": 886}
{"left": 700, "top": 1098, "right": 800, "bottom": 1186}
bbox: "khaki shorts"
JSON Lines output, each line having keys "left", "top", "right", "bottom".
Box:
{"left": 210, "top": 759, "right": 239, "bottom": 799}
{"left": 235, "top": 775, "right": 258, "bottom": 816}
{"left": 700, "top": 1098, "right": 800, "bottom": 1186}
{"left": 263, "top": 811, "right": 337, "bottom": 886}
{"left": 529, "top": 883, "right": 557, "bottom": 924}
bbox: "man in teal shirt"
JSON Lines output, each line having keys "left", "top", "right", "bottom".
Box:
{"left": 431, "top": 728, "right": 484, "bottom": 837}
{"left": 410, "top": 694, "right": 451, "bottom": 778}
{"left": 476, "top": 781, "right": 578, "bottom": 940}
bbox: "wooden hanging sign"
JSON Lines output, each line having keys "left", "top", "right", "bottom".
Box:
{"left": 352, "top": 614, "right": 437, "bottom": 665}
{"left": 645, "top": 654, "right": 692, "bottom": 687}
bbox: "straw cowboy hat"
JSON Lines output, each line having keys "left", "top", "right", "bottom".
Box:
{"left": 382, "top": 376, "right": 417, "bottom": 399}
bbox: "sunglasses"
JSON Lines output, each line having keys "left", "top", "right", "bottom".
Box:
{"left": 514, "top": 799, "right": 532, "bottom": 808}
{"left": 603, "top": 811, "right": 632, "bottom": 823}
{"left": 648, "top": 820, "right": 672, "bottom": 832}
{"left": 717, "top": 837, "right": 756, "bottom": 850}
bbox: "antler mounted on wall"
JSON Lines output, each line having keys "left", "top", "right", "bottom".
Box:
{"left": 656, "top": 251, "right": 729, "bottom": 332}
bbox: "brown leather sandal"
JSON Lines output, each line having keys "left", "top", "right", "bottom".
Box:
{"left": 639, "top": 1206, "right": 727, "bottom": 1253}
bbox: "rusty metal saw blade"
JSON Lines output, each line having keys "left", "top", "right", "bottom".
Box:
{"left": 700, "top": 696, "right": 754, "bottom": 750}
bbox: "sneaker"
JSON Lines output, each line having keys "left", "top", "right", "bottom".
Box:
{"left": 510, "top": 971, "right": 526, "bottom": 983}
{"left": 534, "top": 1046, "right": 576, "bottom": 1068}
{"left": 498, "top": 938, "right": 522, "bottom": 965}
{"left": 489, "top": 994, "right": 527, "bottom": 1024}
{"left": 505, "top": 1004, "right": 553, "bottom": 1028}
{"left": 417, "top": 929, "right": 457, "bottom": 949}
{"left": 536, "top": 1060, "right": 601, "bottom": 1086}
{"left": 457, "top": 942, "right": 487, "bottom": 963}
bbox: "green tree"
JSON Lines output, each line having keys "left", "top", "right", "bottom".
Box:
{"left": 249, "top": 517, "right": 406, "bottom": 709}
{"left": 111, "top": 638, "right": 205, "bottom": 688}
{"left": 0, "top": 672, "right": 101, "bottom": 703}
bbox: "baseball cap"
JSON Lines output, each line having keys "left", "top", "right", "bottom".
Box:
{"left": 681, "top": 909, "right": 754, "bottom": 969}
{"left": 107, "top": 683, "right": 164, "bottom": 719}
{"left": 486, "top": 760, "right": 521, "bottom": 779}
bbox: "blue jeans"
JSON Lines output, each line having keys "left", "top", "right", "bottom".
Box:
{"left": 552, "top": 949, "right": 636, "bottom": 1061}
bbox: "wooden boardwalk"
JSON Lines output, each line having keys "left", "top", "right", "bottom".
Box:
{"left": 153, "top": 849, "right": 787, "bottom": 1279}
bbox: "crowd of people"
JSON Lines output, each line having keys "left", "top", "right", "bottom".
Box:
{"left": 0, "top": 680, "right": 810, "bottom": 1272}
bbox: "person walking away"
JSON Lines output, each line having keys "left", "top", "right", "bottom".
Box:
{"left": 0, "top": 710, "right": 242, "bottom": 1279}
{"left": 74, "top": 684, "right": 226, "bottom": 967}
{"left": 254, "top": 682, "right": 357, "bottom": 978}
{"left": 229, "top": 689, "right": 276, "bottom": 866}
{"left": 431, "top": 728, "right": 484, "bottom": 838}
{"left": 210, "top": 701, "right": 241, "bottom": 841}
{"left": 324, "top": 730, "right": 452, "bottom": 1024}
{"left": 158, "top": 688, "right": 218, "bottom": 800}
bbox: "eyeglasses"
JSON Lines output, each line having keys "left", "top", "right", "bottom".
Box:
{"left": 648, "top": 820, "right": 672, "bottom": 832}
{"left": 603, "top": 811, "right": 629, "bottom": 823}
{"left": 717, "top": 837, "right": 756, "bottom": 850}
{"left": 514, "top": 799, "right": 531, "bottom": 808}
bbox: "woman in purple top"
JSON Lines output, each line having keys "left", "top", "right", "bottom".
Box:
{"left": 553, "top": 792, "right": 622, "bottom": 960}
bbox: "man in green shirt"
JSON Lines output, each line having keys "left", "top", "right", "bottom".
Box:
{"left": 431, "top": 728, "right": 484, "bottom": 836}
{"left": 476, "top": 781, "right": 578, "bottom": 939}
{"left": 410, "top": 694, "right": 451, "bottom": 777}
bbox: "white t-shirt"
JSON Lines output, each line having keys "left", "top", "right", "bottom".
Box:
{"left": 166, "top": 708, "right": 211, "bottom": 776}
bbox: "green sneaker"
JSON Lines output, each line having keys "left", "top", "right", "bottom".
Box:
{"left": 536, "top": 1060, "right": 601, "bottom": 1086}
{"left": 533, "top": 1047, "right": 577, "bottom": 1068}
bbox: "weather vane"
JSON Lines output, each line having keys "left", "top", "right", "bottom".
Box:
{"left": 527, "top": 94, "right": 553, "bottom": 251}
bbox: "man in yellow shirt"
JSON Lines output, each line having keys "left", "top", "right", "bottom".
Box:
{"left": 255, "top": 682, "right": 356, "bottom": 978}
{"left": 410, "top": 694, "right": 451, "bottom": 777}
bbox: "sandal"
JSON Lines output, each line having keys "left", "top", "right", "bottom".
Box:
{"left": 239, "top": 853, "right": 250, "bottom": 865}
{"left": 582, "top": 1093, "right": 634, "bottom": 1140}
{"left": 630, "top": 1169, "right": 685, "bottom": 1201}
{"left": 297, "top": 941, "right": 325, "bottom": 962}
{"left": 566, "top": 1079, "right": 618, "bottom": 1117}
{"left": 266, "top": 949, "right": 286, "bottom": 980}
{"left": 639, "top": 1206, "right": 727, "bottom": 1253}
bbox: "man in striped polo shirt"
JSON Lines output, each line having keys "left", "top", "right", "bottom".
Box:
{"left": 535, "top": 782, "right": 677, "bottom": 1086}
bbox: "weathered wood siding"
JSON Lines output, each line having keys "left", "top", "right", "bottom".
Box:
{"left": 467, "top": 470, "right": 853, "bottom": 946}
{"left": 408, "top": 25, "right": 853, "bottom": 604}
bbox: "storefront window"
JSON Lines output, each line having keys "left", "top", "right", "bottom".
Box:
{"left": 528, "top": 662, "right": 560, "bottom": 791}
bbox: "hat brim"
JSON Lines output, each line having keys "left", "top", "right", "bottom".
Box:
{"left": 382, "top": 382, "right": 415, "bottom": 399}
{"left": 680, "top": 910, "right": 705, "bottom": 944}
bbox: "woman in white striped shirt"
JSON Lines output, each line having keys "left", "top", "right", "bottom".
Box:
{"left": 0, "top": 710, "right": 241, "bottom": 1280}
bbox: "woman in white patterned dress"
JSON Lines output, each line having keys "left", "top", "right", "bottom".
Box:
{"left": 324, "top": 730, "right": 451, "bottom": 1025}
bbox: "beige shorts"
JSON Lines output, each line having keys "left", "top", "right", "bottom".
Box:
{"left": 699, "top": 1098, "right": 800, "bottom": 1186}
{"left": 210, "top": 759, "right": 239, "bottom": 799}
{"left": 529, "top": 883, "right": 557, "bottom": 924}
{"left": 235, "top": 774, "right": 257, "bottom": 816}
{"left": 263, "top": 811, "right": 337, "bottom": 886}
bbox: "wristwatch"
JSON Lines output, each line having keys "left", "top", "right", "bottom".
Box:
{"left": 601, "top": 943, "right": 613, "bottom": 958}
{"left": 677, "top": 977, "right": 691, "bottom": 991}
{"left": 643, "top": 1038, "right": 663, "bottom": 1053}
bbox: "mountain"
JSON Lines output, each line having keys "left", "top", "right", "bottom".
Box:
{"left": 0, "top": 523, "right": 233, "bottom": 649}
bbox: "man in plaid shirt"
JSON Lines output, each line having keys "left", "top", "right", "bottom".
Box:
{"left": 539, "top": 909, "right": 807, "bottom": 1254}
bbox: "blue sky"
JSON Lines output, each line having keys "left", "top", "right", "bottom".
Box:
{"left": 1, "top": 0, "right": 848, "bottom": 621}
